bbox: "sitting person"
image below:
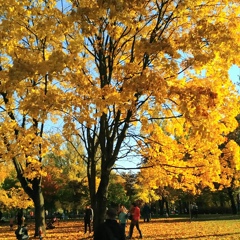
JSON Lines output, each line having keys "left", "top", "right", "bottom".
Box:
{"left": 15, "top": 224, "right": 29, "bottom": 240}
{"left": 46, "top": 216, "right": 58, "bottom": 230}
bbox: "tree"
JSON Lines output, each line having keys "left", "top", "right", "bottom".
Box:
{"left": 0, "top": 166, "right": 33, "bottom": 210}
{"left": 0, "top": 0, "right": 68, "bottom": 236}
{"left": 1, "top": 0, "right": 240, "bottom": 231}
{"left": 107, "top": 173, "right": 129, "bottom": 207}
{"left": 63, "top": 0, "right": 240, "bottom": 227}
{"left": 217, "top": 114, "right": 240, "bottom": 214}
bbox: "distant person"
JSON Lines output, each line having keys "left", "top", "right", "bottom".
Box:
{"left": 127, "top": 202, "right": 142, "bottom": 239}
{"left": 39, "top": 227, "right": 43, "bottom": 240}
{"left": 17, "top": 210, "right": 24, "bottom": 227}
{"left": 84, "top": 205, "right": 93, "bottom": 234}
{"left": 118, "top": 204, "right": 128, "bottom": 237}
{"left": 10, "top": 217, "right": 14, "bottom": 230}
{"left": 30, "top": 211, "right": 34, "bottom": 219}
{"left": 46, "top": 216, "right": 58, "bottom": 230}
{"left": 190, "top": 202, "right": 198, "bottom": 219}
{"left": 142, "top": 203, "right": 151, "bottom": 222}
{"left": 192, "top": 203, "right": 198, "bottom": 218}
{"left": 94, "top": 208, "right": 125, "bottom": 240}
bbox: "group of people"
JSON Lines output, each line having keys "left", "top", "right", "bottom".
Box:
{"left": 84, "top": 202, "right": 143, "bottom": 240}
{"left": 14, "top": 210, "right": 58, "bottom": 240}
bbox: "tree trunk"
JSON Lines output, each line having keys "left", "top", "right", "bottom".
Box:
{"left": 32, "top": 184, "right": 46, "bottom": 237}
{"left": 16, "top": 166, "right": 46, "bottom": 237}
{"left": 93, "top": 170, "right": 110, "bottom": 230}
{"left": 158, "top": 199, "right": 164, "bottom": 215}
{"left": 227, "top": 187, "right": 237, "bottom": 215}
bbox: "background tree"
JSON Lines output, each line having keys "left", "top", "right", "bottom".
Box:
{"left": 0, "top": 1, "right": 69, "bottom": 236}
{"left": 107, "top": 173, "right": 129, "bottom": 207}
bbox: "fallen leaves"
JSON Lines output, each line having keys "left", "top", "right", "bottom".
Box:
{"left": 0, "top": 216, "right": 240, "bottom": 240}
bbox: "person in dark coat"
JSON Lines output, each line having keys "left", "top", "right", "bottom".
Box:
{"left": 84, "top": 205, "right": 93, "bottom": 234}
{"left": 17, "top": 210, "right": 24, "bottom": 227}
{"left": 142, "top": 203, "right": 151, "bottom": 222}
{"left": 94, "top": 208, "right": 125, "bottom": 240}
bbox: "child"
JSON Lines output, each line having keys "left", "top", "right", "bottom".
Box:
{"left": 118, "top": 205, "right": 128, "bottom": 237}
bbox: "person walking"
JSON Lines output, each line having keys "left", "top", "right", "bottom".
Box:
{"left": 94, "top": 208, "right": 125, "bottom": 240}
{"left": 17, "top": 209, "right": 24, "bottom": 228}
{"left": 127, "top": 202, "right": 142, "bottom": 239}
{"left": 84, "top": 205, "right": 93, "bottom": 234}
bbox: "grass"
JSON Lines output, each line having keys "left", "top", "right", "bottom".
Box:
{"left": 0, "top": 215, "right": 239, "bottom": 239}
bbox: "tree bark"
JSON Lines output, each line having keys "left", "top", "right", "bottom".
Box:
{"left": 93, "top": 169, "right": 110, "bottom": 230}
{"left": 32, "top": 182, "right": 46, "bottom": 237}
{"left": 14, "top": 159, "right": 46, "bottom": 237}
{"left": 227, "top": 187, "right": 237, "bottom": 215}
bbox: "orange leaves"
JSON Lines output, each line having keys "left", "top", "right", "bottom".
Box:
{"left": 1, "top": 218, "right": 240, "bottom": 239}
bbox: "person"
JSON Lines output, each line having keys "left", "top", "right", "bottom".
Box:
{"left": 10, "top": 217, "right": 14, "bottom": 230}
{"left": 30, "top": 211, "right": 34, "bottom": 219}
{"left": 190, "top": 202, "right": 198, "bottom": 219}
{"left": 192, "top": 203, "right": 198, "bottom": 218}
{"left": 142, "top": 203, "right": 151, "bottom": 222}
{"left": 17, "top": 210, "right": 24, "bottom": 227}
{"left": 94, "top": 208, "right": 125, "bottom": 240}
{"left": 39, "top": 227, "right": 43, "bottom": 240}
{"left": 46, "top": 215, "right": 58, "bottom": 230}
{"left": 118, "top": 205, "right": 128, "bottom": 237}
{"left": 127, "top": 202, "right": 142, "bottom": 239}
{"left": 84, "top": 205, "right": 93, "bottom": 234}
{"left": 15, "top": 224, "right": 29, "bottom": 240}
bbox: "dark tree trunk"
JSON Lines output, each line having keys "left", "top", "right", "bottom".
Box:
{"left": 158, "top": 197, "right": 169, "bottom": 216}
{"left": 227, "top": 187, "right": 237, "bottom": 215}
{"left": 32, "top": 181, "right": 46, "bottom": 237}
{"left": 158, "top": 199, "right": 164, "bottom": 215}
{"left": 93, "top": 169, "right": 110, "bottom": 230}
{"left": 14, "top": 159, "right": 46, "bottom": 237}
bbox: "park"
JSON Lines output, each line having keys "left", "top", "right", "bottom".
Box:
{"left": 0, "top": 215, "right": 240, "bottom": 239}
{"left": 0, "top": 0, "right": 240, "bottom": 239}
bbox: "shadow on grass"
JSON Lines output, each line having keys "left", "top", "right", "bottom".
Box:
{"left": 151, "top": 214, "right": 240, "bottom": 224}
{"left": 143, "top": 232, "right": 240, "bottom": 240}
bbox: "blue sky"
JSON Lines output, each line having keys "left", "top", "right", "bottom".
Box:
{"left": 229, "top": 65, "right": 240, "bottom": 93}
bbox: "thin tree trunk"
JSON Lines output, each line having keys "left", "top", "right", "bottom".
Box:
{"left": 227, "top": 187, "right": 237, "bottom": 215}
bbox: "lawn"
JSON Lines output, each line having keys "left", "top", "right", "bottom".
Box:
{"left": 0, "top": 215, "right": 240, "bottom": 240}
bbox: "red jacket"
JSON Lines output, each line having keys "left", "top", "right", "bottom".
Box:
{"left": 132, "top": 206, "right": 141, "bottom": 221}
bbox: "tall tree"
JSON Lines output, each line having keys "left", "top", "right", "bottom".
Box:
{"left": 61, "top": 0, "right": 240, "bottom": 227}
{"left": 0, "top": 0, "right": 68, "bottom": 236}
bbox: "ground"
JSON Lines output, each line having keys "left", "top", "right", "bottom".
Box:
{"left": 0, "top": 215, "right": 240, "bottom": 239}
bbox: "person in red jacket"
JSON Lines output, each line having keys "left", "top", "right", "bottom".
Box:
{"left": 127, "top": 202, "right": 142, "bottom": 239}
